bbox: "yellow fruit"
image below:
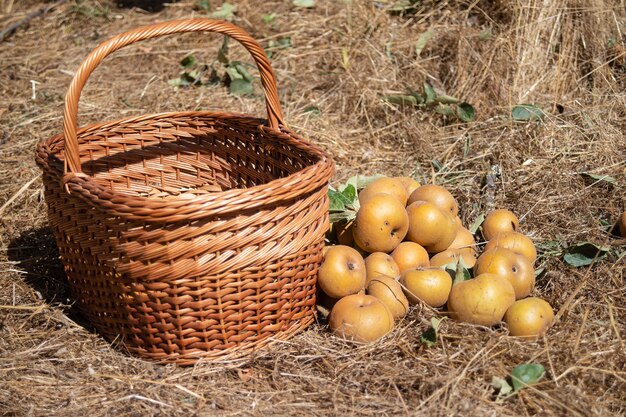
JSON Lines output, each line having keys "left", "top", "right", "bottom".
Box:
{"left": 400, "top": 268, "right": 452, "bottom": 308}
{"left": 408, "top": 184, "right": 459, "bottom": 216}
{"left": 429, "top": 249, "right": 477, "bottom": 269}
{"left": 430, "top": 226, "right": 476, "bottom": 270}
{"left": 406, "top": 201, "right": 457, "bottom": 253}
{"left": 448, "top": 227, "right": 477, "bottom": 257}
{"left": 366, "top": 275, "right": 409, "bottom": 320}
{"left": 482, "top": 209, "right": 520, "bottom": 240}
{"left": 504, "top": 297, "right": 554, "bottom": 339}
{"left": 484, "top": 231, "right": 537, "bottom": 264}
{"left": 336, "top": 220, "right": 355, "bottom": 246}
{"left": 364, "top": 252, "right": 401, "bottom": 285}
{"left": 353, "top": 194, "right": 409, "bottom": 253}
{"left": 474, "top": 247, "right": 535, "bottom": 299}
{"left": 317, "top": 245, "right": 366, "bottom": 299}
{"left": 329, "top": 294, "right": 395, "bottom": 342}
{"left": 447, "top": 273, "right": 516, "bottom": 327}
{"left": 359, "top": 177, "right": 409, "bottom": 206}
{"left": 390, "top": 241, "right": 429, "bottom": 273}
{"left": 395, "top": 176, "right": 421, "bottom": 197}
{"left": 453, "top": 216, "right": 463, "bottom": 228}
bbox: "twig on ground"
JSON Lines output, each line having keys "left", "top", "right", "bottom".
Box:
{"left": 0, "top": 0, "right": 67, "bottom": 42}
{"left": 0, "top": 174, "right": 41, "bottom": 215}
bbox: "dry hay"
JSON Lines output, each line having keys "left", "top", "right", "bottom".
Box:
{"left": 1, "top": 0, "right": 625, "bottom": 416}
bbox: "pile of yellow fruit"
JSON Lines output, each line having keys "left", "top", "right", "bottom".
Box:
{"left": 319, "top": 176, "right": 554, "bottom": 343}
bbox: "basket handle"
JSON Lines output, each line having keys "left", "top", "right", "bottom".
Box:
{"left": 62, "top": 18, "right": 286, "bottom": 176}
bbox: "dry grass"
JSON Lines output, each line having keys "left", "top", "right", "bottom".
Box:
{"left": 1, "top": 0, "right": 625, "bottom": 415}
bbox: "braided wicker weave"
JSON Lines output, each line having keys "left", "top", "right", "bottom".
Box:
{"left": 35, "top": 19, "right": 334, "bottom": 365}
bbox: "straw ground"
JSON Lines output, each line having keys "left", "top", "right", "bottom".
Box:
{"left": 1, "top": 0, "right": 624, "bottom": 415}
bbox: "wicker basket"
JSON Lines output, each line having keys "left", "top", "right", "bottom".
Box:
{"left": 35, "top": 19, "right": 335, "bottom": 365}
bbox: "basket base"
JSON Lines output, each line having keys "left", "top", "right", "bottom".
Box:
{"left": 119, "top": 313, "right": 316, "bottom": 365}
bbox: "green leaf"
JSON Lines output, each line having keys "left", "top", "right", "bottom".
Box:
{"left": 195, "top": 0, "right": 211, "bottom": 11}
{"left": 293, "top": 0, "right": 315, "bottom": 8}
{"left": 536, "top": 240, "right": 564, "bottom": 257}
{"left": 168, "top": 77, "right": 190, "bottom": 87}
{"left": 341, "top": 184, "right": 357, "bottom": 204}
{"left": 407, "top": 88, "right": 425, "bottom": 105}
{"left": 329, "top": 211, "right": 356, "bottom": 223}
{"left": 563, "top": 242, "right": 610, "bottom": 267}
{"left": 534, "top": 267, "right": 546, "bottom": 278}
{"left": 384, "top": 95, "right": 418, "bottom": 107}
{"left": 180, "top": 55, "right": 197, "bottom": 69}
{"left": 303, "top": 105, "right": 321, "bottom": 116}
{"left": 434, "top": 94, "right": 460, "bottom": 105}
{"left": 420, "top": 317, "right": 442, "bottom": 348}
{"left": 383, "top": 95, "right": 418, "bottom": 107}
{"left": 207, "top": 67, "right": 221, "bottom": 85}
{"left": 457, "top": 102, "right": 476, "bottom": 122}
{"left": 510, "top": 364, "right": 545, "bottom": 392}
{"left": 211, "top": 2, "right": 237, "bottom": 20}
{"left": 268, "top": 37, "right": 292, "bottom": 50}
{"left": 334, "top": 182, "right": 360, "bottom": 211}
{"left": 433, "top": 104, "right": 455, "bottom": 117}
{"left": 469, "top": 213, "right": 485, "bottom": 234}
{"left": 225, "top": 66, "right": 243, "bottom": 81}
{"left": 168, "top": 71, "right": 199, "bottom": 87}
{"left": 415, "top": 29, "right": 435, "bottom": 57}
{"left": 491, "top": 376, "right": 513, "bottom": 398}
{"left": 234, "top": 63, "right": 254, "bottom": 82}
{"left": 342, "top": 176, "right": 358, "bottom": 192}
{"left": 424, "top": 82, "right": 437, "bottom": 104}
{"left": 454, "top": 259, "right": 472, "bottom": 284}
{"left": 443, "top": 256, "right": 471, "bottom": 285}
{"left": 431, "top": 159, "right": 444, "bottom": 172}
{"left": 217, "top": 36, "right": 230, "bottom": 64}
{"left": 512, "top": 104, "right": 545, "bottom": 121}
{"left": 579, "top": 172, "right": 617, "bottom": 186}
{"left": 262, "top": 13, "right": 277, "bottom": 24}
{"left": 342, "top": 174, "right": 386, "bottom": 191}
{"left": 229, "top": 79, "right": 253, "bottom": 96}
{"left": 329, "top": 189, "right": 351, "bottom": 212}
{"left": 479, "top": 28, "right": 493, "bottom": 41}
{"left": 463, "top": 135, "right": 471, "bottom": 158}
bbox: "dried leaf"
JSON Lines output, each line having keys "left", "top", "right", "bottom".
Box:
{"left": 237, "top": 368, "right": 255, "bottom": 382}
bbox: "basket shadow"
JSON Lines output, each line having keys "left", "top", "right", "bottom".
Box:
{"left": 7, "top": 227, "right": 95, "bottom": 332}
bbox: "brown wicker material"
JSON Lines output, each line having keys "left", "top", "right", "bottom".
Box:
{"left": 34, "top": 19, "right": 335, "bottom": 365}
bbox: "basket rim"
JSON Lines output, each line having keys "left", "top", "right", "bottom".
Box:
{"left": 36, "top": 110, "right": 335, "bottom": 223}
